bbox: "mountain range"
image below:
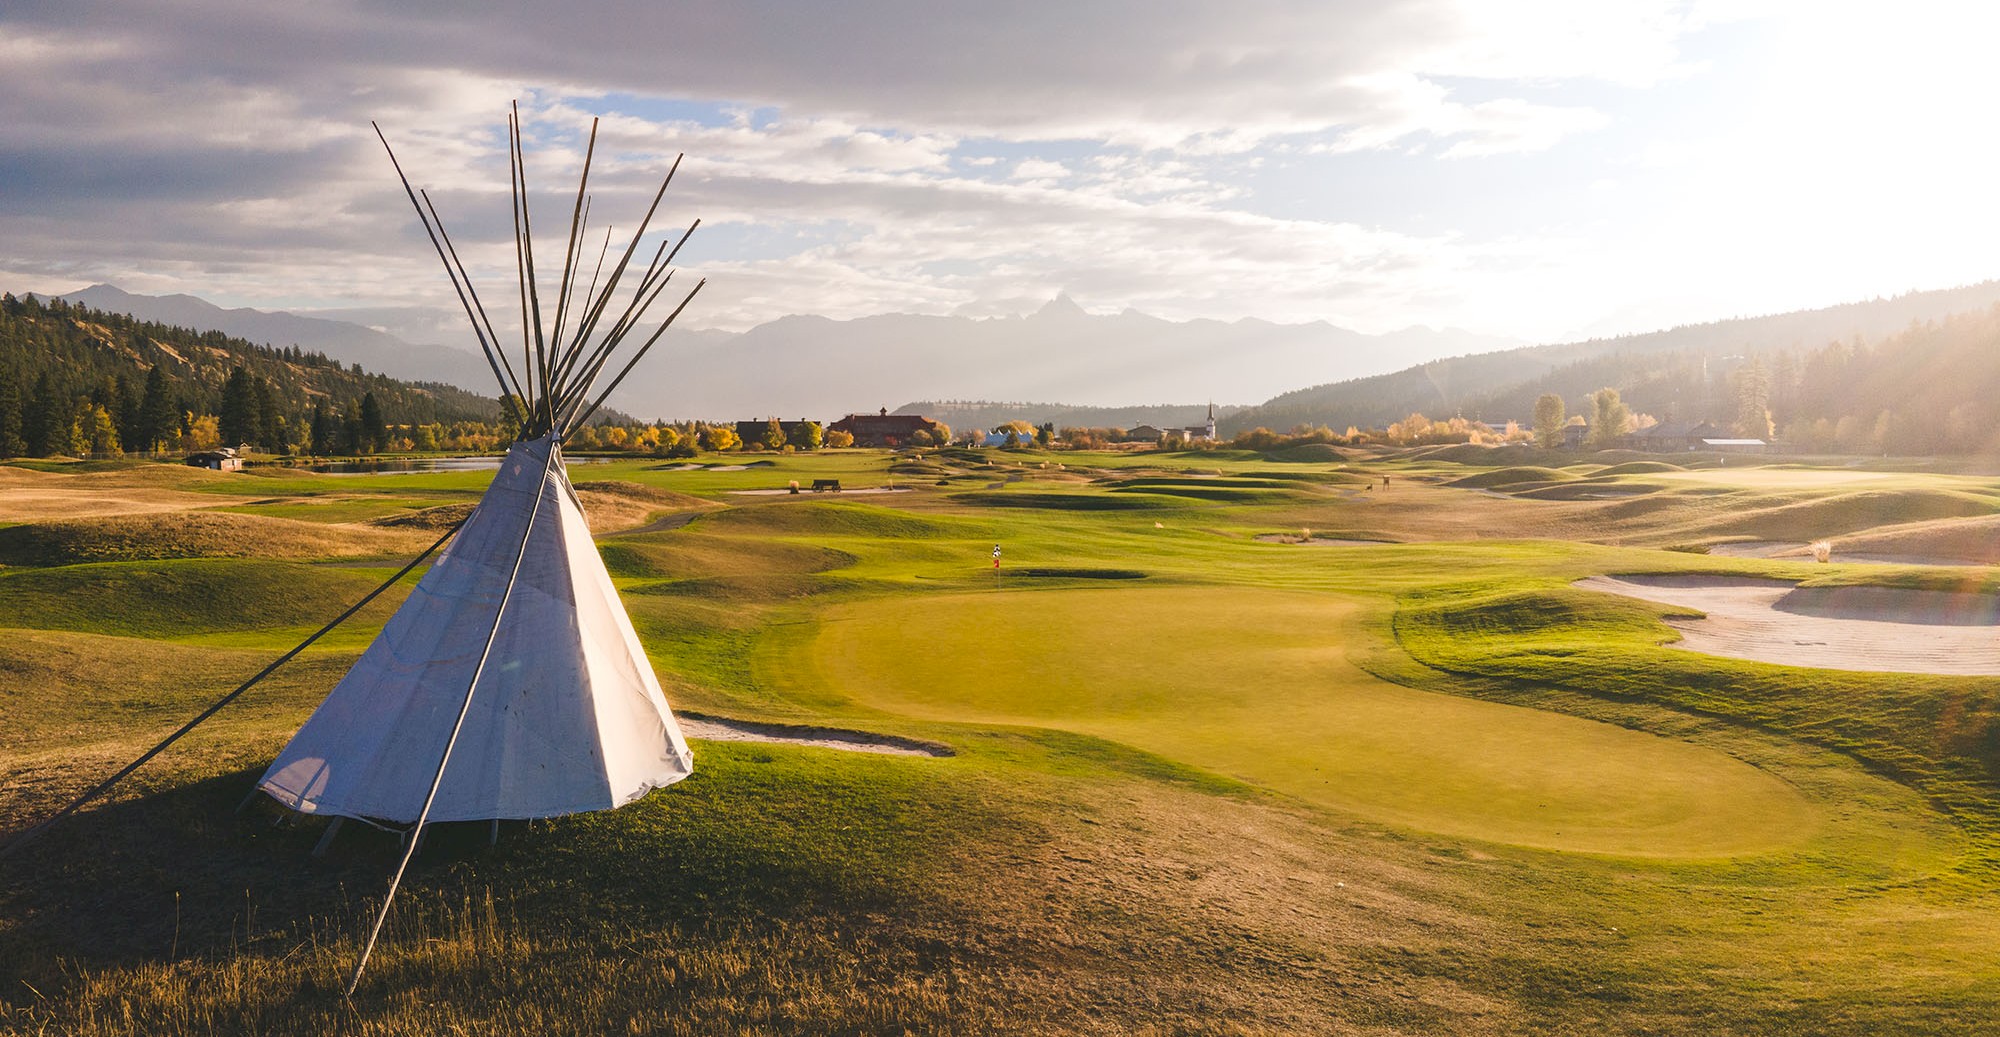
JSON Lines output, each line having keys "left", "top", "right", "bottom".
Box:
{"left": 47, "top": 280, "right": 2000, "bottom": 442}
{"left": 53, "top": 285, "right": 1515, "bottom": 420}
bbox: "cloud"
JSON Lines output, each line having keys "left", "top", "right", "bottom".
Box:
{"left": 1011, "top": 159, "right": 1070, "bottom": 181}
{"left": 0, "top": 0, "right": 1824, "bottom": 347}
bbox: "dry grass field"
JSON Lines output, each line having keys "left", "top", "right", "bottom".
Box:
{"left": 5, "top": 445, "right": 2000, "bottom": 1034}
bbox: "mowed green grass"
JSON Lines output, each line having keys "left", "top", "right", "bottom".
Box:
{"left": 809, "top": 585, "right": 1820, "bottom": 856}
{"left": 10, "top": 450, "right": 2000, "bottom": 1032}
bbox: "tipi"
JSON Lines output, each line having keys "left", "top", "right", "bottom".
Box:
{"left": 257, "top": 434, "right": 694, "bottom": 820}
{"left": 261, "top": 107, "right": 705, "bottom": 831}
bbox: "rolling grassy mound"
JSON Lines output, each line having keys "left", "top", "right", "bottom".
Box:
{"left": 0, "top": 512, "right": 427, "bottom": 566}
{"left": 1106, "top": 481, "right": 1308, "bottom": 504}
{"left": 950, "top": 490, "right": 1186, "bottom": 511}
{"left": 1593, "top": 461, "right": 1688, "bottom": 476}
{"left": 1721, "top": 489, "right": 2000, "bottom": 539}
{"left": 1399, "top": 578, "right": 2000, "bottom": 832}
{"left": 0, "top": 559, "right": 401, "bottom": 639}
{"left": 812, "top": 585, "right": 1820, "bottom": 857}
{"left": 1444, "top": 466, "right": 1578, "bottom": 489}
{"left": 570, "top": 481, "right": 714, "bottom": 510}
{"left": 1514, "top": 481, "right": 1668, "bottom": 501}
{"left": 1817, "top": 514, "right": 2000, "bottom": 564}
{"left": 700, "top": 500, "right": 971, "bottom": 539}
{"left": 1260, "top": 443, "right": 1351, "bottom": 463}
{"left": 598, "top": 533, "right": 855, "bottom": 582}
{"left": 10, "top": 449, "right": 2000, "bottom": 1033}
{"left": 372, "top": 503, "right": 477, "bottom": 530}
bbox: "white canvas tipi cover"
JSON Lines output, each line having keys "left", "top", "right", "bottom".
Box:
{"left": 259, "top": 435, "right": 694, "bottom": 822}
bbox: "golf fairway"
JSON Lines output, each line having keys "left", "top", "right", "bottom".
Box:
{"left": 811, "top": 585, "right": 1823, "bottom": 857}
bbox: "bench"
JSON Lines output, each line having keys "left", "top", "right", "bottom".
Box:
{"left": 811, "top": 479, "right": 842, "bottom": 492}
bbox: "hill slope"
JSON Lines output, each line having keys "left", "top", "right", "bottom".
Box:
{"left": 1227, "top": 281, "right": 2000, "bottom": 436}
{"left": 0, "top": 293, "right": 498, "bottom": 455}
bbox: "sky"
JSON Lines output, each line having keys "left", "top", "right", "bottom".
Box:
{"left": 4, "top": 0, "right": 1999, "bottom": 348}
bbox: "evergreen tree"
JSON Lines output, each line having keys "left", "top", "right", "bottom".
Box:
{"left": 341, "top": 399, "right": 366, "bottom": 455}
{"left": 310, "top": 400, "right": 336, "bottom": 455}
{"left": 0, "top": 367, "right": 24, "bottom": 458}
{"left": 218, "top": 367, "right": 257, "bottom": 447}
{"left": 24, "top": 372, "right": 67, "bottom": 457}
{"left": 359, "top": 391, "right": 386, "bottom": 452}
{"left": 138, "top": 365, "right": 177, "bottom": 453}
{"left": 1732, "top": 359, "right": 1773, "bottom": 439}
{"left": 253, "top": 376, "right": 284, "bottom": 451}
{"left": 115, "top": 373, "right": 143, "bottom": 452}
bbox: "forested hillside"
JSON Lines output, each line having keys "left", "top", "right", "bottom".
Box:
{"left": 0, "top": 293, "right": 499, "bottom": 457}
{"left": 1225, "top": 281, "right": 2000, "bottom": 448}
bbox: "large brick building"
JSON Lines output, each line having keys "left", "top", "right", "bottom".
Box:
{"left": 828, "top": 408, "right": 947, "bottom": 448}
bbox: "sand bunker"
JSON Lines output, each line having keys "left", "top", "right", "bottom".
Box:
{"left": 677, "top": 713, "right": 950, "bottom": 756}
{"left": 1706, "top": 541, "right": 1990, "bottom": 567}
{"left": 1577, "top": 574, "right": 2000, "bottom": 674}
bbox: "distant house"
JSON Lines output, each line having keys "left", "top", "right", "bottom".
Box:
{"left": 828, "top": 408, "right": 946, "bottom": 448}
{"left": 1127, "top": 424, "right": 1167, "bottom": 441}
{"left": 1177, "top": 403, "right": 1218, "bottom": 443}
{"left": 1625, "top": 420, "right": 1720, "bottom": 452}
{"left": 1561, "top": 420, "right": 1590, "bottom": 450}
{"left": 185, "top": 447, "right": 244, "bottom": 471}
{"left": 1701, "top": 438, "right": 1768, "bottom": 454}
{"left": 978, "top": 430, "right": 1022, "bottom": 448}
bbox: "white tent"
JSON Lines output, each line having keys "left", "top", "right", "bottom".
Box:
{"left": 258, "top": 435, "right": 693, "bottom": 821}
{"left": 258, "top": 110, "right": 706, "bottom": 839}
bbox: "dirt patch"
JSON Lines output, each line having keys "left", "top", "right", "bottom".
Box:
{"left": 676, "top": 713, "right": 951, "bottom": 757}
{"left": 1577, "top": 574, "right": 2000, "bottom": 674}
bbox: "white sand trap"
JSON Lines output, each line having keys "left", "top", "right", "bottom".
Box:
{"left": 1707, "top": 541, "right": 1990, "bottom": 567}
{"left": 677, "top": 713, "right": 950, "bottom": 756}
{"left": 1577, "top": 574, "right": 2000, "bottom": 674}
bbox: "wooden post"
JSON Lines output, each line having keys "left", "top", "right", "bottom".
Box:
{"left": 313, "top": 817, "right": 346, "bottom": 858}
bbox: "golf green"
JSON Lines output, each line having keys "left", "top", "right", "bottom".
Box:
{"left": 810, "top": 585, "right": 1822, "bottom": 857}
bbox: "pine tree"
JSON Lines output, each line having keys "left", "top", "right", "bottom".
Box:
{"left": 138, "top": 366, "right": 176, "bottom": 453}
{"left": 310, "top": 400, "right": 336, "bottom": 455}
{"left": 253, "top": 376, "right": 283, "bottom": 451}
{"left": 115, "top": 373, "right": 143, "bottom": 452}
{"left": 359, "top": 392, "right": 386, "bottom": 452}
{"left": 24, "top": 372, "right": 68, "bottom": 457}
{"left": 342, "top": 400, "right": 366, "bottom": 455}
{"left": 0, "top": 367, "right": 25, "bottom": 457}
{"left": 218, "top": 367, "right": 257, "bottom": 447}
